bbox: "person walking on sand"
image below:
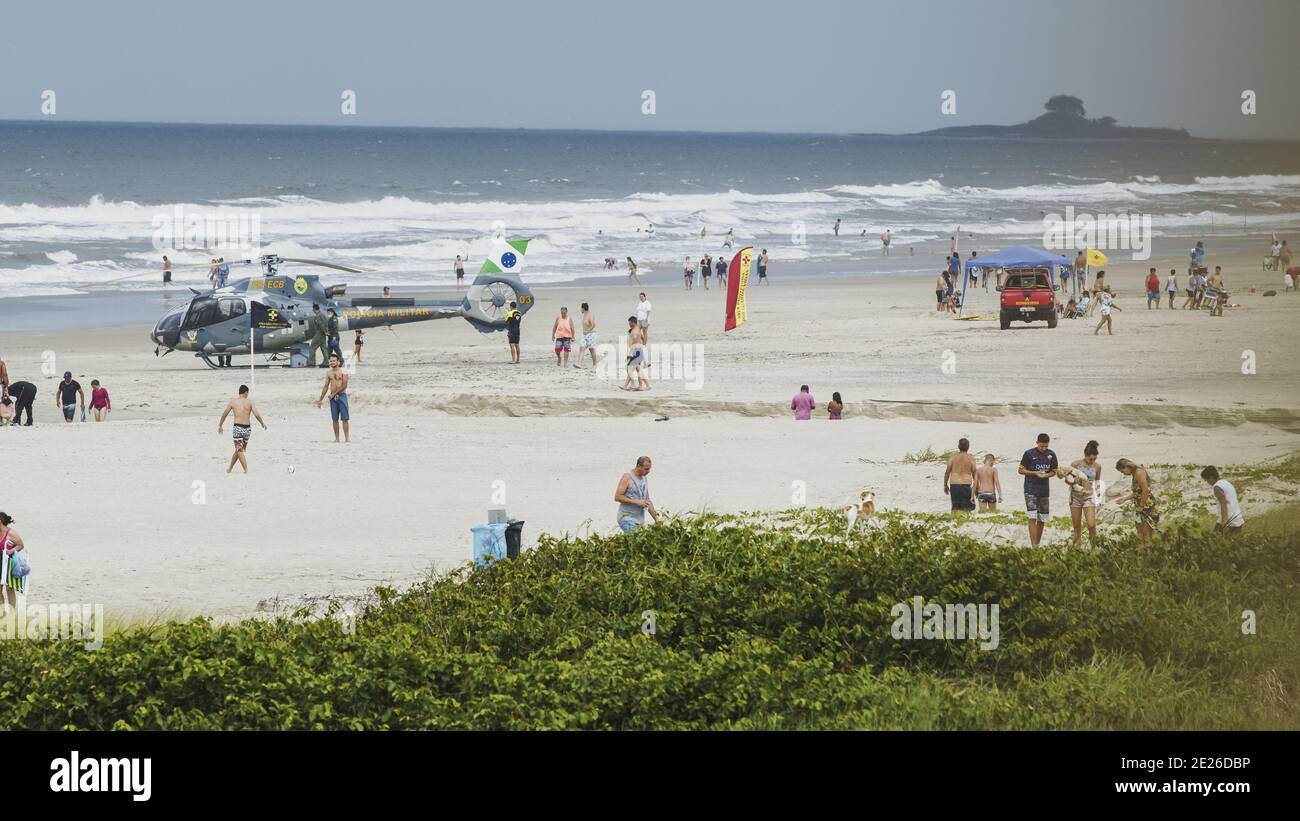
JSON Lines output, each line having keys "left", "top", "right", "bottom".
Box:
{"left": 700, "top": 253, "right": 712, "bottom": 290}
{"left": 88, "top": 379, "right": 111, "bottom": 422}
{"left": 1074, "top": 249, "right": 1086, "bottom": 291}
{"left": 1018, "top": 433, "right": 1059, "bottom": 547}
{"left": 1166, "top": 268, "right": 1178, "bottom": 309}
{"left": 1200, "top": 466, "right": 1245, "bottom": 536}
{"left": 635, "top": 292, "right": 652, "bottom": 345}
{"left": 0, "top": 512, "right": 29, "bottom": 610}
{"left": 55, "top": 371, "right": 84, "bottom": 423}
{"left": 723, "top": 228, "right": 733, "bottom": 249}
{"left": 683, "top": 256, "right": 694, "bottom": 290}
{"left": 626, "top": 257, "right": 640, "bottom": 285}
{"left": 943, "top": 438, "right": 977, "bottom": 511}
{"left": 552, "top": 306, "right": 575, "bottom": 367}
{"left": 615, "top": 456, "right": 660, "bottom": 533}
{"left": 504, "top": 301, "right": 522, "bottom": 364}
{"left": 975, "top": 453, "right": 1002, "bottom": 512}
{"left": 1093, "top": 286, "right": 1121, "bottom": 335}
{"left": 576, "top": 302, "right": 598, "bottom": 369}
{"left": 1069, "top": 440, "right": 1102, "bottom": 548}
{"left": 935, "top": 271, "right": 949, "bottom": 313}
{"left": 1114, "top": 458, "right": 1159, "bottom": 548}
{"left": 881, "top": 229, "right": 892, "bottom": 256}
{"left": 622, "top": 316, "right": 649, "bottom": 391}
{"left": 217, "top": 384, "right": 267, "bottom": 474}
{"left": 309, "top": 304, "right": 329, "bottom": 367}
{"left": 791, "top": 385, "right": 815, "bottom": 420}
{"left": 715, "top": 254, "right": 728, "bottom": 287}
{"left": 316, "top": 352, "right": 351, "bottom": 443}
{"left": 827, "top": 391, "right": 844, "bottom": 420}
{"left": 758, "top": 249, "right": 769, "bottom": 284}
{"left": 1269, "top": 234, "right": 1281, "bottom": 271}
{"left": 1145, "top": 268, "right": 1161, "bottom": 310}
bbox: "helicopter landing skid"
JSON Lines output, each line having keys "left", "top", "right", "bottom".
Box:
{"left": 197, "top": 352, "right": 285, "bottom": 370}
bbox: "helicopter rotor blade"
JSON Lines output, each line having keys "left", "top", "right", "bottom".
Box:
{"left": 279, "top": 258, "right": 372, "bottom": 274}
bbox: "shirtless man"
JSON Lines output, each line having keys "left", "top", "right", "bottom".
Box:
{"left": 622, "top": 316, "right": 649, "bottom": 391}
{"left": 974, "top": 453, "right": 1003, "bottom": 512}
{"left": 315, "top": 352, "right": 351, "bottom": 443}
{"left": 575, "top": 302, "right": 598, "bottom": 369}
{"left": 943, "top": 438, "right": 978, "bottom": 511}
{"left": 217, "top": 384, "right": 267, "bottom": 474}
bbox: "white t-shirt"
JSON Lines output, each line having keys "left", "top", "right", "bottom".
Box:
{"left": 1272, "top": 242, "right": 1281, "bottom": 258}
{"left": 636, "top": 301, "right": 652, "bottom": 323}
{"left": 1166, "top": 273, "right": 1177, "bottom": 291}
{"left": 1213, "top": 479, "right": 1245, "bottom": 528}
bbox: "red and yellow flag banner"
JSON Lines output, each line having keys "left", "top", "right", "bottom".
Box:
{"left": 724, "top": 246, "right": 753, "bottom": 332}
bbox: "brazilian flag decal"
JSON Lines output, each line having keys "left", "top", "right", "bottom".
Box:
{"left": 479, "top": 238, "right": 530, "bottom": 275}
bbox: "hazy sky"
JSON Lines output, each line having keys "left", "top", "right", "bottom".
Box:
{"left": 1, "top": 0, "right": 1296, "bottom": 138}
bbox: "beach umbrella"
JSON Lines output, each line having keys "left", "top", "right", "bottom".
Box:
{"left": 1086, "top": 248, "right": 1109, "bottom": 266}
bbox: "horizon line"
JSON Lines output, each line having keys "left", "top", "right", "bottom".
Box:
{"left": 4, "top": 116, "right": 1299, "bottom": 144}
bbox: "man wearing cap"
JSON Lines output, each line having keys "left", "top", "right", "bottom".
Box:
{"left": 309, "top": 304, "right": 329, "bottom": 367}
{"left": 55, "top": 371, "right": 84, "bottom": 423}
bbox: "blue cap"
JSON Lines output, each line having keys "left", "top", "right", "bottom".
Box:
{"left": 64, "top": 371, "right": 72, "bottom": 378}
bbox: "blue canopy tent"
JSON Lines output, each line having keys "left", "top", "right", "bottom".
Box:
{"left": 959, "top": 245, "right": 1074, "bottom": 316}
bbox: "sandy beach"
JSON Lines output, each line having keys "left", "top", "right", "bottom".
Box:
{"left": 2, "top": 247, "right": 1298, "bottom": 618}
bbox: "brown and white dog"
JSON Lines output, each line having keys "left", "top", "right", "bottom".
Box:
{"left": 844, "top": 491, "right": 878, "bottom": 534}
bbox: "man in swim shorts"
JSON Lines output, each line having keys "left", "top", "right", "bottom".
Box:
{"left": 218, "top": 384, "right": 267, "bottom": 474}
{"left": 623, "top": 316, "right": 648, "bottom": 391}
{"left": 55, "top": 371, "right": 84, "bottom": 423}
{"left": 575, "top": 302, "right": 598, "bottom": 369}
{"left": 943, "top": 438, "right": 977, "bottom": 511}
{"left": 316, "top": 352, "right": 351, "bottom": 443}
{"left": 552, "top": 306, "right": 574, "bottom": 367}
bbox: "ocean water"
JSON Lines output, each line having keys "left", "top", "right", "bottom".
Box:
{"left": 2, "top": 120, "right": 1299, "bottom": 297}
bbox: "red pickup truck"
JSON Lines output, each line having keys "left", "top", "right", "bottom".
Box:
{"left": 998, "top": 268, "right": 1058, "bottom": 329}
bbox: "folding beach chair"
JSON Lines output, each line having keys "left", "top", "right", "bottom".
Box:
{"left": 1200, "top": 287, "right": 1220, "bottom": 312}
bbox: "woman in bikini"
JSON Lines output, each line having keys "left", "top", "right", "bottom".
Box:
{"left": 0, "top": 511, "right": 28, "bottom": 610}
{"left": 1114, "top": 458, "right": 1159, "bottom": 548}
{"left": 88, "top": 379, "right": 112, "bottom": 421}
{"left": 353, "top": 329, "right": 365, "bottom": 364}
{"left": 1069, "top": 440, "right": 1102, "bottom": 548}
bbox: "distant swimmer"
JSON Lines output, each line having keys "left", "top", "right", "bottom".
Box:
{"left": 723, "top": 228, "right": 733, "bottom": 249}
{"left": 833, "top": 219, "right": 841, "bottom": 237}
{"left": 700, "top": 226, "right": 707, "bottom": 239}
{"left": 162, "top": 255, "right": 172, "bottom": 284}
{"left": 455, "top": 255, "right": 466, "bottom": 287}
{"left": 575, "top": 302, "right": 598, "bottom": 369}
{"left": 626, "top": 256, "right": 640, "bottom": 285}
{"left": 218, "top": 384, "right": 267, "bottom": 474}
{"left": 316, "top": 352, "right": 351, "bottom": 443}
{"left": 88, "top": 379, "right": 111, "bottom": 422}
{"left": 882, "top": 229, "right": 892, "bottom": 256}
{"left": 504, "top": 301, "right": 522, "bottom": 364}
{"left": 552, "top": 306, "right": 574, "bottom": 367}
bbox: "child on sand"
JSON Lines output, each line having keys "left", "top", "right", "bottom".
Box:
{"left": 975, "top": 454, "right": 1001, "bottom": 512}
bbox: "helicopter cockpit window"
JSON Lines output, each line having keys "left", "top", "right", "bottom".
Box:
{"left": 220, "top": 298, "right": 246, "bottom": 320}
{"left": 181, "top": 296, "right": 221, "bottom": 329}
{"left": 157, "top": 305, "right": 185, "bottom": 332}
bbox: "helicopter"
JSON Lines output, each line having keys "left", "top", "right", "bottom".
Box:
{"left": 149, "top": 245, "right": 535, "bottom": 369}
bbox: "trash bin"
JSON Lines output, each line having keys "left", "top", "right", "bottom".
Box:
{"left": 471, "top": 523, "right": 508, "bottom": 567}
{"left": 505, "top": 520, "right": 525, "bottom": 560}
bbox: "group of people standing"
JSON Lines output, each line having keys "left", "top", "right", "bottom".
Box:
{"left": 942, "top": 433, "right": 1244, "bottom": 549}
{"left": 0, "top": 364, "right": 112, "bottom": 426}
